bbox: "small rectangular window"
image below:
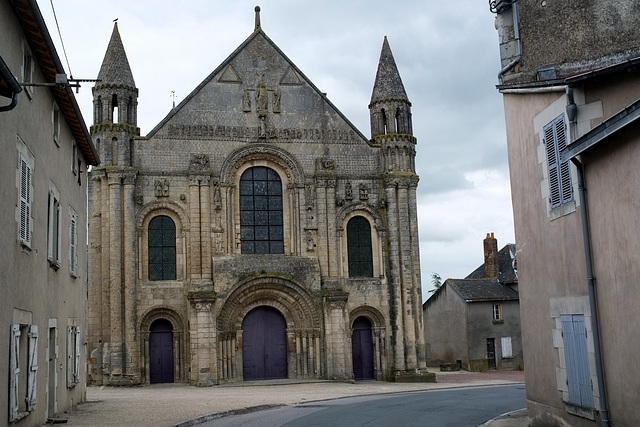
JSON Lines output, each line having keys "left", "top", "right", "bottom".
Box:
{"left": 22, "top": 44, "right": 33, "bottom": 98}
{"left": 492, "top": 304, "right": 503, "bottom": 322}
{"left": 66, "top": 324, "right": 80, "bottom": 387}
{"left": 48, "top": 184, "right": 61, "bottom": 269}
{"left": 501, "top": 336, "right": 513, "bottom": 358}
{"left": 72, "top": 141, "right": 78, "bottom": 175}
{"left": 53, "top": 104, "right": 60, "bottom": 145}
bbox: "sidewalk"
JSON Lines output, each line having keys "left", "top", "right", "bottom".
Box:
{"left": 58, "top": 370, "right": 526, "bottom": 427}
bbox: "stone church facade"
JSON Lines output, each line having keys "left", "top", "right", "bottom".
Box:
{"left": 87, "top": 8, "right": 432, "bottom": 386}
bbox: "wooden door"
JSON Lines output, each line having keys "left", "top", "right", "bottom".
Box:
{"left": 486, "top": 338, "right": 496, "bottom": 370}
{"left": 149, "top": 319, "right": 174, "bottom": 384}
{"left": 352, "top": 317, "right": 374, "bottom": 380}
{"left": 242, "top": 306, "right": 287, "bottom": 380}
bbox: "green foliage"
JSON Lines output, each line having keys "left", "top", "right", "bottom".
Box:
{"left": 429, "top": 272, "right": 442, "bottom": 293}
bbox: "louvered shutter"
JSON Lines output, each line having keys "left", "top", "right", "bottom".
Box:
{"left": 561, "top": 315, "right": 594, "bottom": 408}
{"left": 544, "top": 115, "right": 573, "bottom": 208}
{"left": 19, "top": 156, "right": 32, "bottom": 245}
{"left": 27, "top": 325, "right": 38, "bottom": 411}
{"left": 9, "top": 325, "right": 20, "bottom": 422}
{"left": 67, "top": 326, "right": 74, "bottom": 387}
{"left": 70, "top": 213, "right": 77, "bottom": 275}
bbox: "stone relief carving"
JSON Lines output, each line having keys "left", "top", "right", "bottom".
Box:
{"left": 155, "top": 178, "right": 170, "bottom": 197}
{"left": 242, "top": 89, "right": 252, "bottom": 112}
{"left": 213, "top": 182, "right": 222, "bottom": 210}
{"left": 359, "top": 183, "right": 369, "bottom": 200}
{"left": 189, "top": 153, "right": 210, "bottom": 171}
{"left": 272, "top": 87, "right": 281, "bottom": 113}
{"left": 345, "top": 182, "right": 353, "bottom": 200}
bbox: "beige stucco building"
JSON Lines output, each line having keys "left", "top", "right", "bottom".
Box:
{"left": 493, "top": 0, "right": 640, "bottom": 425}
{"left": 1, "top": 0, "right": 99, "bottom": 425}
{"left": 87, "top": 8, "right": 433, "bottom": 386}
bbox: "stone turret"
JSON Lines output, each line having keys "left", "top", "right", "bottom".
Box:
{"left": 91, "top": 22, "right": 139, "bottom": 166}
{"left": 370, "top": 37, "right": 415, "bottom": 174}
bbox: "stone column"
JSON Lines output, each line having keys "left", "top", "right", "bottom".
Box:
{"left": 107, "top": 172, "right": 123, "bottom": 380}
{"left": 397, "top": 181, "right": 417, "bottom": 369}
{"left": 384, "top": 182, "right": 405, "bottom": 371}
{"left": 323, "top": 291, "right": 350, "bottom": 380}
{"left": 408, "top": 180, "right": 427, "bottom": 368}
{"left": 123, "top": 170, "right": 139, "bottom": 381}
{"left": 315, "top": 180, "right": 329, "bottom": 276}
{"left": 199, "top": 176, "right": 212, "bottom": 281}
{"left": 187, "top": 292, "right": 217, "bottom": 386}
{"left": 326, "top": 179, "right": 338, "bottom": 276}
{"left": 188, "top": 176, "right": 202, "bottom": 280}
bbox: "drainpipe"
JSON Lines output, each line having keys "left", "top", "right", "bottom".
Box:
{"left": 0, "top": 56, "right": 22, "bottom": 112}
{"left": 570, "top": 157, "right": 610, "bottom": 427}
{"left": 497, "top": 1, "right": 521, "bottom": 84}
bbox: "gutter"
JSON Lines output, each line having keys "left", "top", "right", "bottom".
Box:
{"left": 570, "top": 159, "right": 610, "bottom": 427}
{"left": 0, "top": 55, "right": 22, "bottom": 112}
{"left": 497, "top": 1, "right": 521, "bottom": 84}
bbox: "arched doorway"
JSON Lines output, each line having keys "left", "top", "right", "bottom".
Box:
{"left": 242, "top": 306, "right": 287, "bottom": 380}
{"left": 149, "top": 319, "right": 174, "bottom": 384}
{"left": 352, "top": 316, "right": 374, "bottom": 380}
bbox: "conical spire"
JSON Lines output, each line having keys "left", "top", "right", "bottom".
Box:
{"left": 370, "top": 37, "right": 408, "bottom": 103}
{"left": 97, "top": 22, "right": 135, "bottom": 87}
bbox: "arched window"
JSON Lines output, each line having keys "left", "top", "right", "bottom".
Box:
{"left": 347, "top": 216, "right": 373, "bottom": 277}
{"left": 148, "top": 215, "right": 176, "bottom": 280}
{"left": 240, "top": 166, "right": 284, "bottom": 254}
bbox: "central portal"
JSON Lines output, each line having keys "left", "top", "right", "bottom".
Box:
{"left": 242, "top": 306, "right": 288, "bottom": 380}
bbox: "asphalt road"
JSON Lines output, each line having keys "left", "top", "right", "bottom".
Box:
{"left": 201, "top": 384, "right": 526, "bottom": 427}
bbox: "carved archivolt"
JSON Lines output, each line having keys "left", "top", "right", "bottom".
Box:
{"left": 349, "top": 305, "right": 386, "bottom": 329}
{"left": 219, "top": 144, "right": 304, "bottom": 185}
{"left": 139, "top": 306, "right": 186, "bottom": 333}
{"left": 136, "top": 200, "right": 190, "bottom": 232}
{"left": 217, "top": 276, "right": 320, "bottom": 332}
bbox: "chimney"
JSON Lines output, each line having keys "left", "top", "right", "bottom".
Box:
{"left": 483, "top": 232, "right": 499, "bottom": 278}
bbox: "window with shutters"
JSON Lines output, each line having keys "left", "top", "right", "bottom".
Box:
{"left": 22, "top": 43, "right": 33, "bottom": 98}
{"left": 501, "top": 336, "right": 513, "bottom": 358}
{"left": 544, "top": 115, "right": 573, "bottom": 209}
{"left": 239, "top": 166, "right": 284, "bottom": 254}
{"left": 53, "top": 103, "right": 60, "bottom": 146}
{"left": 47, "top": 184, "right": 61, "bottom": 269}
{"left": 347, "top": 216, "right": 374, "bottom": 277}
{"left": 69, "top": 208, "right": 78, "bottom": 277}
{"left": 148, "top": 215, "right": 177, "bottom": 280}
{"left": 18, "top": 151, "right": 34, "bottom": 248}
{"left": 561, "top": 314, "right": 594, "bottom": 408}
{"left": 9, "top": 324, "right": 38, "bottom": 423}
{"left": 66, "top": 324, "right": 80, "bottom": 387}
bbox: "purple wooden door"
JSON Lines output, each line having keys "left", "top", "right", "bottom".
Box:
{"left": 352, "top": 317, "right": 374, "bottom": 380}
{"left": 243, "top": 306, "right": 287, "bottom": 380}
{"left": 149, "top": 319, "right": 174, "bottom": 384}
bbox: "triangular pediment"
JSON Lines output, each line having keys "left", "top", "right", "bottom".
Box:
{"left": 147, "top": 30, "right": 368, "bottom": 146}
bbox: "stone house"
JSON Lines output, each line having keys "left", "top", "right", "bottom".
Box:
{"left": 1, "top": 0, "right": 99, "bottom": 424}
{"left": 492, "top": 0, "right": 640, "bottom": 425}
{"left": 87, "top": 7, "right": 432, "bottom": 386}
{"left": 423, "top": 233, "right": 522, "bottom": 371}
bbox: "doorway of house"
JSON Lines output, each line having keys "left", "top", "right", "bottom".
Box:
{"left": 242, "top": 306, "right": 287, "bottom": 380}
{"left": 352, "top": 316, "right": 374, "bottom": 380}
{"left": 149, "top": 319, "right": 174, "bottom": 383}
{"left": 48, "top": 327, "right": 56, "bottom": 419}
{"left": 486, "top": 338, "right": 497, "bottom": 369}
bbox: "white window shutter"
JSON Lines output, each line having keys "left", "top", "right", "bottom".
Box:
{"left": 67, "top": 326, "right": 73, "bottom": 387}
{"left": 501, "top": 336, "right": 513, "bottom": 358}
{"left": 69, "top": 212, "right": 78, "bottom": 275}
{"left": 74, "top": 327, "right": 81, "bottom": 383}
{"left": 27, "top": 325, "right": 38, "bottom": 411}
{"left": 9, "top": 325, "right": 20, "bottom": 422}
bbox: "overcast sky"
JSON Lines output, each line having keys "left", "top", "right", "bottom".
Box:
{"left": 38, "top": 0, "right": 515, "bottom": 301}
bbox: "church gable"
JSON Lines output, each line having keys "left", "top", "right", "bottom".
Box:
{"left": 148, "top": 31, "right": 368, "bottom": 145}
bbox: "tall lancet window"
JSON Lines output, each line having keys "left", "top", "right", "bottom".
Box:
{"left": 240, "top": 166, "right": 284, "bottom": 254}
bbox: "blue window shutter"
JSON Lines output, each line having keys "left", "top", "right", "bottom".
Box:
{"left": 544, "top": 115, "right": 573, "bottom": 208}
{"left": 561, "top": 314, "right": 594, "bottom": 408}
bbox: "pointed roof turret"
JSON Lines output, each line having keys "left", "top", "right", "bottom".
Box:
{"left": 370, "top": 36, "right": 408, "bottom": 103}
{"left": 97, "top": 22, "right": 135, "bottom": 87}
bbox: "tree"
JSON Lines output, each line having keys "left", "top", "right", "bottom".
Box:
{"left": 429, "top": 272, "right": 442, "bottom": 293}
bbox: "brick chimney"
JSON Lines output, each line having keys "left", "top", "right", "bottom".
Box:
{"left": 483, "top": 232, "right": 499, "bottom": 278}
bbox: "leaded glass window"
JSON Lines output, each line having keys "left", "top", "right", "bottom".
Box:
{"left": 240, "top": 167, "right": 284, "bottom": 254}
{"left": 148, "top": 215, "right": 176, "bottom": 280}
{"left": 347, "top": 216, "right": 373, "bottom": 277}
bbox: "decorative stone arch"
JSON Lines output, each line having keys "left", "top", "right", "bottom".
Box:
{"left": 216, "top": 275, "right": 323, "bottom": 382}
{"left": 349, "top": 305, "right": 388, "bottom": 381}
{"left": 139, "top": 306, "right": 188, "bottom": 384}
{"left": 336, "top": 203, "right": 385, "bottom": 278}
{"left": 219, "top": 145, "right": 306, "bottom": 255}
{"left": 137, "top": 201, "right": 189, "bottom": 282}
{"left": 219, "top": 144, "right": 304, "bottom": 186}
